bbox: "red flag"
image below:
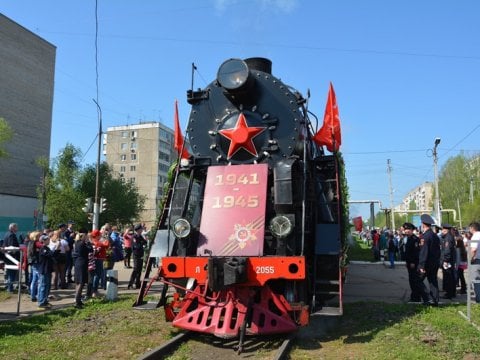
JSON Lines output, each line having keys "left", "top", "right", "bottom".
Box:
{"left": 313, "top": 82, "right": 342, "bottom": 152}
{"left": 174, "top": 100, "right": 190, "bottom": 159}
{"left": 353, "top": 216, "right": 363, "bottom": 232}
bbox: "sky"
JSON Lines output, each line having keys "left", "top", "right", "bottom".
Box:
{"left": 2, "top": 0, "right": 480, "bottom": 220}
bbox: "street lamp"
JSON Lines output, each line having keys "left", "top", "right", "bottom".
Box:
{"left": 433, "top": 137, "right": 441, "bottom": 225}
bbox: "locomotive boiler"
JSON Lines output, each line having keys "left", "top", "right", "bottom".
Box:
{"left": 135, "top": 57, "right": 347, "bottom": 348}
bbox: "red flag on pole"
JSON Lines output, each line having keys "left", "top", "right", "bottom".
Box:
{"left": 174, "top": 100, "right": 190, "bottom": 159}
{"left": 313, "top": 82, "right": 342, "bottom": 152}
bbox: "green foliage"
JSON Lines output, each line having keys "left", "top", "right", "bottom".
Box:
{"left": 463, "top": 194, "right": 480, "bottom": 223}
{"left": 438, "top": 154, "right": 470, "bottom": 210}
{"left": 77, "top": 163, "right": 146, "bottom": 228}
{"left": 43, "top": 144, "right": 84, "bottom": 228}
{"left": 40, "top": 144, "right": 145, "bottom": 229}
{"left": 0, "top": 117, "right": 14, "bottom": 158}
{"left": 151, "top": 161, "right": 178, "bottom": 232}
{"left": 336, "top": 151, "right": 350, "bottom": 247}
{"left": 438, "top": 153, "right": 480, "bottom": 224}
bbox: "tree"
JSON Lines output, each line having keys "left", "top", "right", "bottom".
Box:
{"left": 438, "top": 153, "right": 480, "bottom": 225}
{"left": 438, "top": 154, "right": 470, "bottom": 212}
{"left": 35, "top": 156, "right": 51, "bottom": 229}
{"left": 78, "top": 163, "right": 145, "bottom": 227}
{"left": 40, "top": 144, "right": 146, "bottom": 230}
{"left": 43, "top": 144, "right": 85, "bottom": 228}
{"left": 0, "top": 117, "right": 14, "bottom": 158}
{"left": 463, "top": 194, "right": 480, "bottom": 223}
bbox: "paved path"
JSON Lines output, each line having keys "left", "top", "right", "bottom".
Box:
{"left": 0, "top": 260, "right": 473, "bottom": 321}
{"left": 0, "top": 262, "right": 140, "bottom": 321}
{"left": 345, "top": 260, "right": 474, "bottom": 305}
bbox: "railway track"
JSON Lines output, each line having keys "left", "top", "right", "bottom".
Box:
{"left": 138, "top": 332, "right": 296, "bottom": 360}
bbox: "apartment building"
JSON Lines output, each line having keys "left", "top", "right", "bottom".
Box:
{"left": 0, "top": 14, "right": 55, "bottom": 232}
{"left": 395, "top": 182, "right": 434, "bottom": 213}
{"left": 104, "top": 122, "right": 176, "bottom": 227}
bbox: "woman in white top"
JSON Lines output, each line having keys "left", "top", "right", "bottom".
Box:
{"left": 49, "top": 230, "right": 70, "bottom": 289}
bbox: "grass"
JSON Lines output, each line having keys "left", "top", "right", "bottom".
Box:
{"left": 293, "top": 302, "right": 480, "bottom": 359}
{"left": 0, "top": 294, "right": 180, "bottom": 359}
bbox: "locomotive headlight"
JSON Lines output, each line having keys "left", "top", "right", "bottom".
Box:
{"left": 270, "top": 215, "right": 294, "bottom": 238}
{"left": 217, "top": 58, "right": 251, "bottom": 91}
{"left": 172, "top": 218, "right": 191, "bottom": 239}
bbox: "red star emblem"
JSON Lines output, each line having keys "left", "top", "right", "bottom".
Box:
{"left": 219, "top": 113, "right": 266, "bottom": 159}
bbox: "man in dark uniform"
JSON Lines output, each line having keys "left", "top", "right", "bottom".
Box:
{"left": 418, "top": 214, "right": 441, "bottom": 306}
{"left": 440, "top": 223, "right": 456, "bottom": 299}
{"left": 403, "top": 222, "right": 422, "bottom": 302}
{"left": 128, "top": 224, "right": 147, "bottom": 290}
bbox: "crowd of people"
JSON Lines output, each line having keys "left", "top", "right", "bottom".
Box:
{"left": 0, "top": 221, "right": 149, "bottom": 309}
{"left": 361, "top": 216, "right": 480, "bottom": 306}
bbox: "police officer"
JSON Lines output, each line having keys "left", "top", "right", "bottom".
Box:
{"left": 418, "top": 214, "right": 441, "bottom": 306}
{"left": 440, "top": 223, "right": 456, "bottom": 299}
{"left": 128, "top": 224, "right": 147, "bottom": 290}
{"left": 403, "top": 223, "right": 422, "bottom": 302}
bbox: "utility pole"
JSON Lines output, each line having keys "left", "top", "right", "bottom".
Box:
{"left": 387, "top": 159, "right": 395, "bottom": 230}
{"left": 93, "top": 99, "right": 102, "bottom": 230}
{"left": 433, "top": 138, "right": 441, "bottom": 225}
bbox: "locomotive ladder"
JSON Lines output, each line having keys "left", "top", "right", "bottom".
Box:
{"left": 311, "top": 155, "right": 343, "bottom": 316}
{"left": 133, "top": 186, "right": 174, "bottom": 308}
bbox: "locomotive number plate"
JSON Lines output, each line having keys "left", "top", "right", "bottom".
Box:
{"left": 197, "top": 164, "right": 268, "bottom": 256}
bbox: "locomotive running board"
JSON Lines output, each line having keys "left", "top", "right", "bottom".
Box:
{"left": 311, "top": 306, "right": 343, "bottom": 316}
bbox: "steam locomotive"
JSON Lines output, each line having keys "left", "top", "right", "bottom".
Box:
{"left": 135, "top": 57, "right": 346, "bottom": 349}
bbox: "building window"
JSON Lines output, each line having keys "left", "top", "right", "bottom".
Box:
{"left": 130, "top": 165, "right": 136, "bottom": 172}
{"left": 130, "top": 142, "right": 137, "bottom": 149}
{"left": 121, "top": 143, "right": 127, "bottom": 150}
{"left": 159, "top": 163, "right": 170, "bottom": 172}
{"left": 121, "top": 154, "right": 127, "bottom": 161}
{"left": 121, "top": 131, "right": 128, "bottom": 138}
{"left": 131, "top": 153, "right": 137, "bottom": 160}
{"left": 159, "top": 141, "right": 170, "bottom": 151}
{"left": 131, "top": 130, "right": 137, "bottom": 139}
{"left": 129, "top": 177, "right": 136, "bottom": 183}
{"left": 120, "top": 166, "right": 126, "bottom": 172}
{"left": 159, "top": 151, "right": 170, "bottom": 162}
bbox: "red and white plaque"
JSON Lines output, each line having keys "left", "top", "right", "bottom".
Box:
{"left": 197, "top": 163, "right": 268, "bottom": 256}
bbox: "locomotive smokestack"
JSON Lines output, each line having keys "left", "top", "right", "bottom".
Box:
{"left": 244, "top": 57, "right": 272, "bottom": 74}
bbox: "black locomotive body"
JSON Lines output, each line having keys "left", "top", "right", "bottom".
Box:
{"left": 135, "top": 57, "right": 346, "bottom": 346}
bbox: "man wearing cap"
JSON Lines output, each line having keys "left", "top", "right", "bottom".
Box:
{"left": 128, "top": 224, "right": 147, "bottom": 290}
{"left": 418, "top": 214, "right": 441, "bottom": 306}
{"left": 403, "top": 223, "right": 422, "bottom": 302}
{"left": 440, "top": 223, "right": 456, "bottom": 299}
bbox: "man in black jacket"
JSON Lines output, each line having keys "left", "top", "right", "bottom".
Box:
{"left": 440, "top": 223, "right": 456, "bottom": 299}
{"left": 404, "top": 223, "right": 422, "bottom": 302}
{"left": 418, "top": 214, "right": 441, "bottom": 306}
{"left": 128, "top": 224, "right": 147, "bottom": 290}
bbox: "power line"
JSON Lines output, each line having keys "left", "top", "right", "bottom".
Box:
{"left": 440, "top": 123, "right": 480, "bottom": 160}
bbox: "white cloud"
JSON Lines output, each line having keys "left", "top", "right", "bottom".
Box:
{"left": 213, "top": 0, "right": 298, "bottom": 14}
